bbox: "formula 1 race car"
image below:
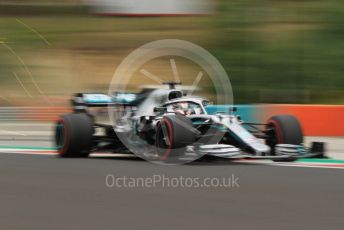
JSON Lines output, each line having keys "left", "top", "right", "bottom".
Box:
{"left": 55, "top": 82, "right": 325, "bottom": 163}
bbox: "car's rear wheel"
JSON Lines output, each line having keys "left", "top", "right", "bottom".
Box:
{"left": 155, "top": 115, "right": 196, "bottom": 162}
{"left": 55, "top": 113, "right": 94, "bottom": 157}
{"left": 266, "top": 115, "right": 303, "bottom": 162}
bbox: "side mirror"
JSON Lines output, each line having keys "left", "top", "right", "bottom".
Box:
{"left": 153, "top": 106, "right": 166, "bottom": 113}
{"left": 230, "top": 107, "right": 237, "bottom": 114}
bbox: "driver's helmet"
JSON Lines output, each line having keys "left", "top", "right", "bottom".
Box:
{"left": 173, "top": 102, "right": 191, "bottom": 115}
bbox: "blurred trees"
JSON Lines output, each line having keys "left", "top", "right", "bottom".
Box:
{"left": 215, "top": 0, "right": 344, "bottom": 104}
{"left": 0, "top": 0, "right": 343, "bottom": 104}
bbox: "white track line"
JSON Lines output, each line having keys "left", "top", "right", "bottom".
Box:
{"left": 0, "top": 149, "right": 135, "bottom": 158}
{"left": 274, "top": 163, "right": 344, "bottom": 169}
{"left": 0, "top": 149, "right": 343, "bottom": 169}
{"left": 0, "top": 129, "right": 27, "bottom": 136}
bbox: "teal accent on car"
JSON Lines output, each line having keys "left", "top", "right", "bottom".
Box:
{"left": 205, "top": 105, "right": 259, "bottom": 123}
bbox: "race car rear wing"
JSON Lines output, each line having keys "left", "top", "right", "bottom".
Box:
{"left": 71, "top": 93, "right": 139, "bottom": 111}
{"left": 72, "top": 93, "right": 114, "bottom": 109}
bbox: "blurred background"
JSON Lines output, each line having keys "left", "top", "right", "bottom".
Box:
{"left": 0, "top": 0, "right": 343, "bottom": 108}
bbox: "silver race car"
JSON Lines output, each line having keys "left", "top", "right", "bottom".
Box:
{"left": 55, "top": 82, "right": 325, "bottom": 163}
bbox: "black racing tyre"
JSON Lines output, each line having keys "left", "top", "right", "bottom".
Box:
{"left": 266, "top": 115, "right": 303, "bottom": 162}
{"left": 155, "top": 115, "right": 196, "bottom": 162}
{"left": 55, "top": 113, "right": 94, "bottom": 158}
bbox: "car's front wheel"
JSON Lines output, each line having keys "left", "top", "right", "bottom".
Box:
{"left": 155, "top": 115, "right": 196, "bottom": 162}
{"left": 266, "top": 115, "right": 303, "bottom": 162}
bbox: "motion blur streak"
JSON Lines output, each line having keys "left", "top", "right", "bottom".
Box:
{"left": 0, "top": 0, "right": 343, "bottom": 106}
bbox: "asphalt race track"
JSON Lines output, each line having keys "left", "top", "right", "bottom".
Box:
{"left": 0, "top": 122, "right": 343, "bottom": 229}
